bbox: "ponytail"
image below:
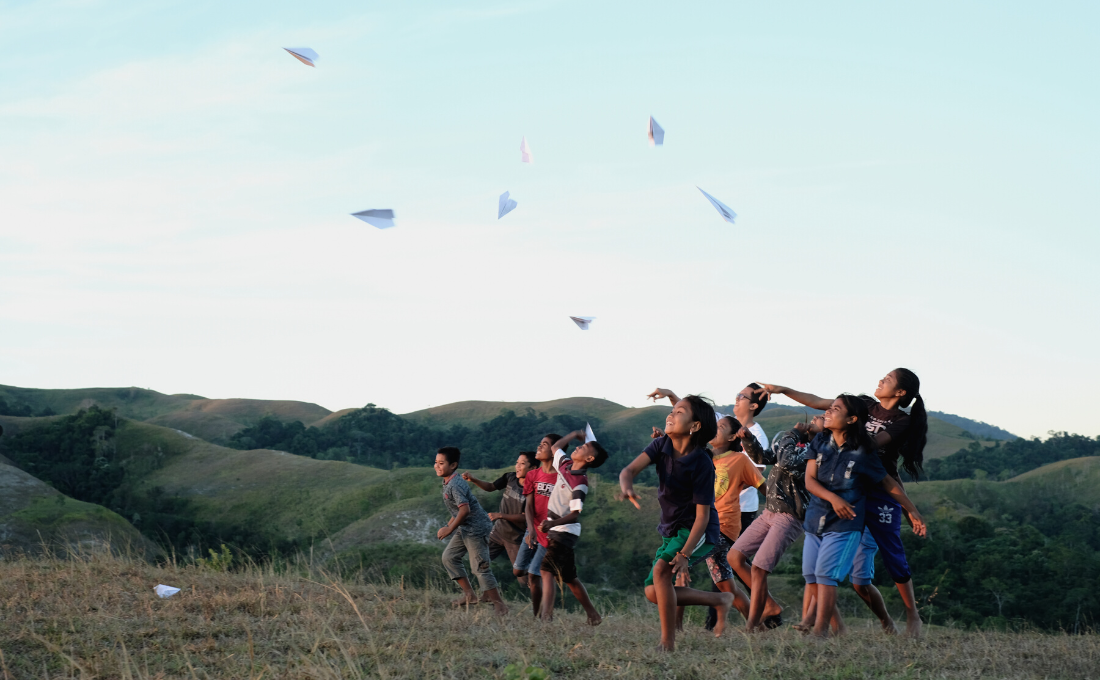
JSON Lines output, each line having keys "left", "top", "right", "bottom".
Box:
{"left": 893, "top": 368, "right": 927, "bottom": 479}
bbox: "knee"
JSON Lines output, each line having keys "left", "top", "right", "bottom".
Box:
{"left": 653, "top": 559, "right": 673, "bottom": 581}
{"left": 852, "top": 583, "right": 872, "bottom": 598}
{"left": 644, "top": 586, "right": 657, "bottom": 603}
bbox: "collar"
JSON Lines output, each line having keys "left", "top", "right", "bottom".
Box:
{"left": 442, "top": 472, "right": 457, "bottom": 485}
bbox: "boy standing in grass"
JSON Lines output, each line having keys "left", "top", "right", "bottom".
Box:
{"left": 463, "top": 451, "right": 535, "bottom": 590}
{"left": 517, "top": 434, "right": 561, "bottom": 617}
{"left": 536, "top": 429, "right": 606, "bottom": 624}
{"left": 434, "top": 446, "right": 508, "bottom": 616}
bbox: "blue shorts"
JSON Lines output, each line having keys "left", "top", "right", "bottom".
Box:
{"left": 513, "top": 531, "right": 546, "bottom": 575}
{"left": 851, "top": 496, "right": 912, "bottom": 585}
{"left": 803, "top": 531, "right": 861, "bottom": 587}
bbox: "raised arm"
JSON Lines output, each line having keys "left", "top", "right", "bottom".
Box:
{"left": 738, "top": 427, "right": 776, "bottom": 466}
{"left": 461, "top": 472, "right": 497, "bottom": 493}
{"left": 759, "top": 384, "right": 832, "bottom": 411}
{"left": 646, "top": 387, "right": 681, "bottom": 406}
{"left": 551, "top": 430, "right": 585, "bottom": 454}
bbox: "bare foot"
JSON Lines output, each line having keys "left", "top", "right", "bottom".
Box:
{"left": 587, "top": 614, "right": 602, "bottom": 626}
{"left": 656, "top": 642, "right": 674, "bottom": 653}
{"left": 479, "top": 592, "right": 492, "bottom": 604}
{"left": 452, "top": 595, "right": 478, "bottom": 607}
{"left": 905, "top": 613, "right": 923, "bottom": 638}
{"left": 792, "top": 621, "right": 813, "bottom": 634}
{"left": 713, "top": 592, "right": 735, "bottom": 638}
{"left": 882, "top": 618, "right": 899, "bottom": 635}
{"left": 493, "top": 601, "right": 509, "bottom": 616}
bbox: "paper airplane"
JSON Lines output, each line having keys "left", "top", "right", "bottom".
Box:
{"left": 154, "top": 584, "right": 181, "bottom": 599}
{"left": 648, "top": 116, "right": 664, "bottom": 146}
{"left": 283, "top": 48, "right": 318, "bottom": 67}
{"left": 697, "top": 187, "right": 737, "bottom": 224}
{"left": 585, "top": 422, "right": 596, "bottom": 443}
{"left": 498, "top": 191, "right": 517, "bottom": 219}
{"left": 351, "top": 209, "right": 395, "bottom": 229}
{"left": 569, "top": 316, "right": 594, "bottom": 330}
{"left": 521, "top": 136, "right": 533, "bottom": 164}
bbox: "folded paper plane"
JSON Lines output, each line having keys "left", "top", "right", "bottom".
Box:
{"left": 585, "top": 422, "right": 596, "bottom": 443}
{"left": 498, "top": 191, "right": 517, "bottom": 219}
{"left": 521, "top": 136, "right": 533, "bottom": 164}
{"left": 648, "top": 116, "right": 664, "bottom": 146}
{"left": 697, "top": 187, "right": 736, "bottom": 224}
{"left": 284, "top": 47, "right": 318, "bottom": 67}
{"left": 154, "top": 584, "right": 181, "bottom": 599}
{"left": 569, "top": 316, "right": 594, "bottom": 330}
{"left": 351, "top": 209, "right": 395, "bottom": 229}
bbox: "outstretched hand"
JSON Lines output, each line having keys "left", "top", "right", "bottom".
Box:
{"left": 616, "top": 489, "right": 642, "bottom": 509}
{"left": 647, "top": 387, "right": 675, "bottom": 402}
{"left": 460, "top": 471, "right": 472, "bottom": 481}
{"left": 651, "top": 426, "right": 665, "bottom": 440}
{"left": 754, "top": 384, "right": 782, "bottom": 402}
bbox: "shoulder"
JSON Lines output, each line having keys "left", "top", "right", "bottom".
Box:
{"left": 860, "top": 394, "right": 878, "bottom": 408}
{"left": 643, "top": 435, "right": 670, "bottom": 458}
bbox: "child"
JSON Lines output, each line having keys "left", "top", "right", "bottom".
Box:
{"left": 537, "top": 429, "right": 607, "bottom": 624}
{"left": 732, "top": 383, "right": 771, "bottom": 533}
{"left": 730, "top": 416, "right": 822, "bottom": 631}
{"left": 619, "top": 395, "right": 735, "bottom": 652}
{"left": 515, "top": 434, "right": 561, "bottom": 617}
{"left": 434, "top": 447, "right": 508, "bottom": 616}
{"left": 800, "top": 395, "right": 925, "bottom": 637}
{"left": 646, "top": 388, "right": 764, "bottom": 629}
{"left": 759, "top": 369, "right": 929, "bottom": 636}
{"left": 463, "top": 451, "right": 536, "bottom": 590}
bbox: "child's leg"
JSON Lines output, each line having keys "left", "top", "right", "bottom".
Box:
{"left": 467, "top": 533, "right": 508, "bottom": 616}
{"left": 706, "top": 535, "right": 749, "bottom": 621}
{"left": 565, "top": 579, "right": 602, "bottom": 625}
{"left": 539, "top": 571, "right": 557, "bottom": 621}
{"left": 895, "top": 579, "right": 923, "bottom": 638}
{"left": 812, "top": 583, "right": 841, "bottom": 637}
{"left": 812, "top": 531, "right": 861, "bottom": 637}
{"left": 746, "top": 565, "right": 770, "bottom": 631}
{"left": 441, "top": 533, "right": 478, "bottom": 605}
{"left": 867, "top": 495, "right": 922, "bottom": 636}
{"left": 648, "top": 558, "right": 679, "bottom": 651}
{"left": 851, "top": 527, "right": 897, "bottom": 632}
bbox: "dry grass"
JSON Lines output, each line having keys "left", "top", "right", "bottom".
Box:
{"left": 1, "top": 548, "right": 1096, "bottom": 680}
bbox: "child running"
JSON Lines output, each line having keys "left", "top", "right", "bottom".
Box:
{"left": 619, "top": 395, "right": 735, "bottom": 652}
{"left": 516, "top": 434, "right": 560, "bottom": 617}
{"left": 433, "top": 447, "right": 508, "bottom": 616}
{"left": 800, "top": 395, "right": 925, "bottom": 637}
{"left": 732, "top": 383, "right": 771, "bottom": 534}
{"left": 647, "top": 388, "right": 763, "bottom": 630}
{"left": 759, "top": 368, "right": 929, "bottom": 636}
{"left": 537, "top": 429, "right": 606, "bottom": 624}
{"left": 462, "top": 451, "right": 536, "bottom": 592}
{"left": 730, "top": 416, "right": 822, "bottom": 631}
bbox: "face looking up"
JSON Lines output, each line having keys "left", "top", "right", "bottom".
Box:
{"left": 823, "top": 398, "right": 856, "bottom": 432}
{"left": 535, "top": 436, "right": 555, "bottom": 461}
{"left": 733, "top": 386, "right": 757, "bottom": 422}
{"left": 874, "top": 371, "right": 907, "bottom": 401}
{"left": 709, "top": 417, "right": 736, "bottom": 451}
{"left": 515, "top": 453, "right": 532, "bottom": 479}
{"left": 665, "top": 399, "right": 700, "bottom": 438}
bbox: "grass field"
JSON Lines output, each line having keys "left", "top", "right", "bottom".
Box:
{"left": 1, "top": 548, "right": 1095, "bottom": 680}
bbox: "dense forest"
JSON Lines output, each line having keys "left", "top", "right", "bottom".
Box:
{"left": 919, "top": 433, "right": 1100, "bottom": 481}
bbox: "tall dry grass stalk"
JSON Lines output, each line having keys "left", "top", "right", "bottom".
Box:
{"left": 0, "top": 542, "right": 1096, "bottom": 679}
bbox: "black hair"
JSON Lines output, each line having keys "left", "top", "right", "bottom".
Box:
{"left": 519, "top": 451, "right": 538, "bottom": 467}
{"left": 437, "top": 446, "right": 461, "bottom": 465}
{"left": 543, "top": 433, "right": 563, "bottom": 447}
{"left": 746, "top": 383, "right": 768, "bottom": 417}
{"left": 892, "top": 368, "right": 927, "bottom": 479}
{"left": 588, "top": 441, "right": 609, "bottom": 469}
{"left": 718, "top": 415, "right": 744, "bottom": 452}
{"left": 681, "top": 395, "right": 718, "bottom": 453}
{"left": 835, "top": 394, "right": 877, "bottom": 452}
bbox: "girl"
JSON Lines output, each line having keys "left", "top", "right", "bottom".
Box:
{"left": 759, "top": 369, "right": 928, "bottom": 636}
{"left": 618, "top": 395, "right": 735, "bottom": 652}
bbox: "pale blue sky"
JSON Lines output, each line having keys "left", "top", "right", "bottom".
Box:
{"left": 1, "top": 1, "right": 1097, "bottom": 438}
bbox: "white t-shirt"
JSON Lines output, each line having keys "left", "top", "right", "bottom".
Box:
{"left": 738, "top": 422, "right": 769, "bottom": 513}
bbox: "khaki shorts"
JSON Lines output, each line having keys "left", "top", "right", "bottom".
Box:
{"left": 730, "top": 509, "right": 803, "bottom": 573}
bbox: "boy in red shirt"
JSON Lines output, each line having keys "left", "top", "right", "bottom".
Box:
{"left": 515, "top": 434, "right": 560, "bottom": 617}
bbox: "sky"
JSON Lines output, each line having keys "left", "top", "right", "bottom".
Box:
{"left": 1, "top": 1, "right": 1097, "bottom": 439}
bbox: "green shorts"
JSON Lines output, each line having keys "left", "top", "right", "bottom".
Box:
{"left": 644, "top": 528, "right": 717, "bottom": 587}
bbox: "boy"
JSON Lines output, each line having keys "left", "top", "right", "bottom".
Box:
{"left": 517, "top": 434, "right": 561, "bottom": 617}
{"left": 462, "top": 451, "right": 535, "bottom": 590}
{"left": 733, "top": 383, "right": 770, "bottom": 532}
{"left": 536, "top": 429, "right": 607, "bottom": 624}
{"left": 434, "top": 446, "right": 508, "bottom": 616}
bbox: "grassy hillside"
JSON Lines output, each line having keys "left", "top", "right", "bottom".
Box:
{"left": 1, "top": 549, "right": 1095, "bottom": 680}
{"left": 0, "top": 428, "right": 153, "bottom": 557}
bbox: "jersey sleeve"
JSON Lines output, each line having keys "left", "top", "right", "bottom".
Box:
{"left": 523, "top": 474, "right": 536, "bottom": 496}
{"left": 553, "top": 449, "right": 568, "bottom": 473}
{"left": 642, "top": 436, "right": 665, "bottom": 467}
{"left": 492, "top": 474, "right": 509, "bottom": 491}
{"left": 453, "top": 480, "right": 473, "bottom": 507}
{"left": 742, "top": 456, "right": 765, "bottom": 489}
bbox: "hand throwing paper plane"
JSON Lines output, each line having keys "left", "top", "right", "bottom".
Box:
{"left": 520, "top": 136, "right": 533, "bottom": 164}
{"left": 351, "top": 209, "right": 395, "bottom": 229}
{"left": 697, "top": 187, "right": 737, "bottom": 224}
{"left": 154, "top": 584, "right": 181, "bottom": 599}
{"left": 498, "top": 191, "right": 517, "bottom": 219}
{"left": 283, "top": 48, "right": 319, "bottom": 67}
{"left": 648, "top": 116, "right": 664, "bottom": 146}
{"left": 569, "top": 316, "right": 594, "bottom": 330}
{"left": 584, "top": 422, "right": 597, "bottom": 443}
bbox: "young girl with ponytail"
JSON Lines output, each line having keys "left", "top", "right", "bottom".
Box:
{"left": 758, "top": 369, "right": 929, "bottom": 636}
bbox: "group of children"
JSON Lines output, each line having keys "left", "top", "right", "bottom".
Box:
{"left": 432, "top": 368, "right": 930, "bottom": 652}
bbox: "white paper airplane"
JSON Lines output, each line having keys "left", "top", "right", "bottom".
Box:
{"left": 697, "top": 187, "right": 737, "bottom": 224}
{"left": 154, "top": 584, "right": 181, "bottom": 599}
{"left": 569, "top": 316, "right": 594, "bottom": 330}
{"left": 498, "top": 191, "right": 517, "bottom": 219}
{"left": 351, "top": 209, "right": 395, "bottom": 229}
{"left": 521, "top": 136, "right": 533, "bottom": 164}
{"left": 283, "top": 48, "right": 319, "bottom": 67}
{"left": 584, "top": 422, "right": 597, "bottom": 443}
{"left": 648, "top": 116, "right": 664, "bottom": 146}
